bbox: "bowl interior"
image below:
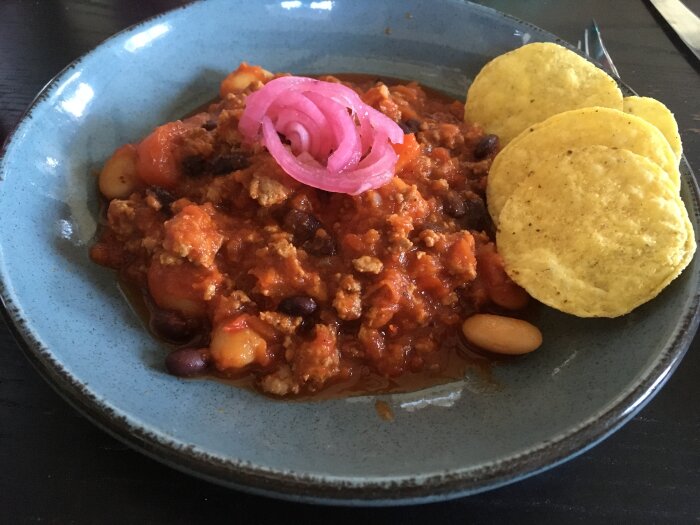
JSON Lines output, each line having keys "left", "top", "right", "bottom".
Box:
{"left": 0, "top": 0, "right": 698, "bottom": 503}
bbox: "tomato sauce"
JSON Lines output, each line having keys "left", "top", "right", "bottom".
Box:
{"left": 91, "top": 65, "right": 527, "bottom": 397}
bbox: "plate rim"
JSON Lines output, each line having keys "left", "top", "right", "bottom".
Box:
{"left": 1, "top": 0, "right": 699, "bottom": 505}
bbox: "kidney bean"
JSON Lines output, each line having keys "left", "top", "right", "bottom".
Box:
{"left": 201, "top": 119, "right": 217, "bottom": 131}
{"left": 278, "top": 296, "right": 318, "bottom": 317}
{"left": 474, "top": 134, "right": 499, "bottom": 159}
{"left": 284, "top": 209, "right": 321, "bottom": 242}
{"left": 165, "top": 347, "right": 210, "bottom": 377}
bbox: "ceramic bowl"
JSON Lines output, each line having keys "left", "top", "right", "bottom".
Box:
{"left": 1, "top": 0, "right": 698, "bottom": 505}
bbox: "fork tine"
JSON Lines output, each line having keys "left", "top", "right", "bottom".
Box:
{"left": 586, "top": 19, "right": 621, "bottom": 78}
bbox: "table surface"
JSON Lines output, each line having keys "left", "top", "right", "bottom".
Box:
{"left": 1, "top": 0, "right": 699, "bottom": 523}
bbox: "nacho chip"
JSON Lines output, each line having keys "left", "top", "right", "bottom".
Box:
{"left": 623, "top": 95, "right": 682, "bottom": 162}
{"left": 465, "top": 42, "right": 623, "bottom": 145}
{"left": 487, "top": 107, "right": 681, "bottom": 223}
{"left": 497, "top": 145, "right": 690, "bottom": 318}
{"left": 656, "top": 201, "right": 697, "bottom": 298}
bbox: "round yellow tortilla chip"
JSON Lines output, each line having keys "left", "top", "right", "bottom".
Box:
{"left": 497, "top": 145, "right": 689, "bottom": 318}
{"left": 487, "top": 107, "right": 681, "bottom": 224}
{"left": 623, "top": 95, "right": 682, "bottom": 162}
{"left": 654, "top": 201, "right": 697, "bottom": 297}
{"left": 464, "top": 42, "right": 622, "bottom": 145}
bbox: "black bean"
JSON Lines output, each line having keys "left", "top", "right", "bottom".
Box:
{"left": 283, "top": 209, "right": 321, "bottom": 243}
{"left": 297, "top": 316, "right": 317, "bottom": 334}
{"left": 443, "top": 191, "right": 466, "bottom": 218}
{"left": 181, "top": 155, "right": 208, "bottom": 177}
{"left": 165, "top": 347, "right": 210, "bottom": 377}
{"left": 201, "top": 119, "right": 217, "bottom": 131}
{"left": 278, "top": 296, "right": 318, "bottom": 317}
{"left": 150, "top": 310, "right": 197, "bottom": 342}
{"left": 303, "top": 231, "right": 337, "bottom": 257}
{"left": 399, "top": 119, "right": 422, "bottom": 134}
{"left": 474, "top": 134, "right": 499, "bottom": 159}
{"left": 462, "top": 196, "right": 491, "bottom": 232}
{"left": 211, "top": 152, "right": 250, "bottom": 175}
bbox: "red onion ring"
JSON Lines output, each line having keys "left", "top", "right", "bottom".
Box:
{"left": 239, "top": 76, "right": 404, "bottom": 195}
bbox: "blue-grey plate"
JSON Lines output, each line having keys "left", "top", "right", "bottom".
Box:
{"left": 0, "top": 0, "right": 698, "bottom": 505}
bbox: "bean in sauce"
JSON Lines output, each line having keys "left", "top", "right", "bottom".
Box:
{"left": 90, "top": 70, "right": 519, "bottom": 398}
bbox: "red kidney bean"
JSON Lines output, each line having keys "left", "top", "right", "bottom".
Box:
{"left": 165, "top": 347, "right": 210, "bottom": 377}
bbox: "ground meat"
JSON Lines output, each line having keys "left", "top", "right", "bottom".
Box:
{"left": 162, "top": 203, "right": 224, "bottom": 268}
{"left": 445, "top": 231, "right": 477, "bottom": 280}
{"left": 107, "top": 199, "right": 137, "bottom": 237}
{"left": 248, "top": 172, "right": 292, "bottom": 207}
{"left": 332, "top": 274, "right": 362, "bottom": 321}
{"left": 352, "top": 256, "right": 384, "bottom": 274}
{"left": 258, "top": 311, "right": 302, "bottom": 335}
{"left": 90, "top": 69, "right": 521, "bottom": 397}
{"left": 179, "top": 127, "right": 215, "bottom": 159}
{"left": 290, "top": 324, "right": 340, "bottom": 387}
{"left": 259, "top": 365, "right": 300, "bottom": 396}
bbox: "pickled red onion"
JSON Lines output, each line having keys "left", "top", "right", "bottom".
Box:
{"left": 239, "top": 76, "right": 404, "bottom": 195}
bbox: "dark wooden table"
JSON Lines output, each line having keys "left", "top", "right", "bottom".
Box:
{"left": 1, "top": 0, "right": 699, "bottom": 523}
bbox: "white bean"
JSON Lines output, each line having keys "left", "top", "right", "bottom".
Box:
{"left": 210, "top": 325, "right": 267, "bottom": 370}
{"left": 462, "top": 313, "right": 542, "bottom": 355}
{"left": 99, "top": 145, "right": 138, "bottom": 199}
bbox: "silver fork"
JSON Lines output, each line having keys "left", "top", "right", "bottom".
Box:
{"left": 577, "top": 19, "right": 621, "bottom": 78}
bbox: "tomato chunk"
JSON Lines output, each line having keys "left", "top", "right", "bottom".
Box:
{"left": 392, "top": 133, "right": 421, "bottom": 173}
{"left": 147, "top": 259, "right": 222, "bottom": 317}
{"left": 477, "top": 243, "right": 529, "bottom": 310}
{"left": 136, "top": 121, "right": 187, "bottom": 188}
